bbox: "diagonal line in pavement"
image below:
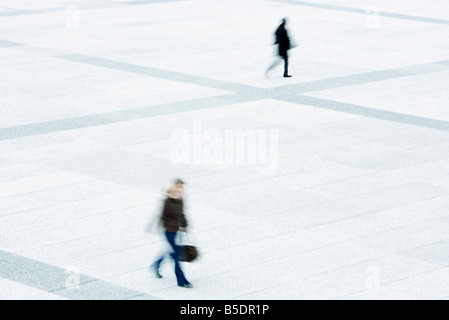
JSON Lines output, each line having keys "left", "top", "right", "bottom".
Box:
{"left": 0, "top": 250, "right": 158, "bottom": 300}
{"left": 1, "top": 51, "right": 449, "bottom": 140}
{"left": 55, "top": 53, "right": 449, "bottom": 96}
{"left": 0, "top": 95, "right": 242, "bottom": 141}
{"left": 55, "top": 54, "right": 257, "bottom": 94}
{"left": 0, "top": 40, "right": 27, "bottom": 48}
{"left": 279, "top": 94, "right": 449, "bottom": 132}
{"left": 0, "top": 0, "right": 187, "bottom": 18}
{"left": 266, "top": 0, "right": 449, "bottom": 26}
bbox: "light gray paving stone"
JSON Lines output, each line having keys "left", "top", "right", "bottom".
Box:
{"left": 400, "top": 240, "right": 449, "bottom": 267}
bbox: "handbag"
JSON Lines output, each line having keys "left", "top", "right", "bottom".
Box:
{"left": 180, "top": 245, "right": 199, "bottom": 263}
{"left": 179, "top": 232, "right": 200, "bottom": 263}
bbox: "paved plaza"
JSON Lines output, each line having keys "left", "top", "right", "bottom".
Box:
{"left": 1, "top": 0, "right": 449, "bottom": 300}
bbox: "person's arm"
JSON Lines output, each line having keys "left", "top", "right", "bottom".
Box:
{"left": 284, "top": 30, "right": 291, "bottom": 50}
{"left": 179, "top": 200, "right": 188, "bottom": 232}
{"left": 160, "top": 198, "right": 170, "bottom": 229}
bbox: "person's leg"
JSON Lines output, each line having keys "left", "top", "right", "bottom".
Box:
{"left": 283, "top": 54, "right": 290, "bottom": 77}
{"left": 154, "top": 252, "right": 165, "bottom": 268}
{"left": 165, "top": 232, "right": 190, "bottom": 287}
{"left": 267, "top": 58, "right": 282, "bottom": 71}
{"left": 266, "top": 57, "right": 282, "bottom": 78}
{"left": 151, "top": 252, "right": 165, "bottom": 278}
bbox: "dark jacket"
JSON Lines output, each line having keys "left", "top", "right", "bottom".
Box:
{"left": 160, "top": 197, "right": 188, "bottom": 233}
{"left": 275, "top": 23, "right": 291, "bottom": 57}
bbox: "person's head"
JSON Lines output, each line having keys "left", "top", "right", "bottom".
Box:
{"left": 281, "top": 18, "right": 287, "bottom": 27}
{"left": 167, "top": 179, "right": 185, "bottom": 199}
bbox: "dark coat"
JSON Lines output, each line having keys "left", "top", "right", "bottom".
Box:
{"left": 160, "top": 197, "right": 188, "bottom": 233}
{"left": 275, "top": 23, "right": 291, "bottom": 58}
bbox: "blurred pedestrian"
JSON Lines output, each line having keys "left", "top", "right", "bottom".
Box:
{"left": 150, "top": 179, "right": 193, "bottom": 288}
{"left": 266, "top": 18, "right": 292, "bottom": 78}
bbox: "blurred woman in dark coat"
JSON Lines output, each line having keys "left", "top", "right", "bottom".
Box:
{"left": 266, "top": 18, "right": 292, "bottom": 78}
{"left": 151, "top": 179, "right": 192, "bottom": 288}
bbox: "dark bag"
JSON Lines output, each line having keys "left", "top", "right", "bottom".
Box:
{"left": 180, "top": 245, "right": 199, "bottom": 263}
{"left": 178, "top": 231, "right": 199, "bottom": 263}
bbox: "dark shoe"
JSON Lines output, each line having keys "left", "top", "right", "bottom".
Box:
{"left": 150, "top": 265, "right": 162, "bottom": 279}
{"left": 283, "top": 74, "right": 292, "bottom": 78}
{"left": 178, "top": 282, "right": 193, "bottom": 288}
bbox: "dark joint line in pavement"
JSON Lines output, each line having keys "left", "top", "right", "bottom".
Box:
{"left": 0, "top": 95, "right": 241, "bottom": 141}
{"left": 280, "top": 95, "right": 449, "bottom": 133}
{"left": 53, "top": 54, "right": 449, "bottom": 97}
{"left": 1, "top": 48, "right": 448, "bottom": 141}
{"left": 54, "top": 54, "right": 255, "bottom": 94}
{"left": 0, "top": 0, "right": 186, "bottom": 18}
{"left": 0, "top": 40, "right": 27, "bottom": 48}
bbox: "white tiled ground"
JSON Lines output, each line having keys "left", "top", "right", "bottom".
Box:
{"left": 1, "top": 0, "right": 449, "bottom": 300}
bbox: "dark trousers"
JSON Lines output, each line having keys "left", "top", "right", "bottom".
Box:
{"left": 154, "top": 231, "right": 189, "bottom": 286}
{"left": 282, "top": 54, "right": 289, "bottom": 76}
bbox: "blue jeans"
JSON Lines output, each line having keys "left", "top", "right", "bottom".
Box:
{"left": 154, "top": 231, "right": 189, "bottom": 286}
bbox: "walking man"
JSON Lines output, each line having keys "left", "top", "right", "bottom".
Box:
{"left": 266, "top": 18, "right": 292, "bottom": 78}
